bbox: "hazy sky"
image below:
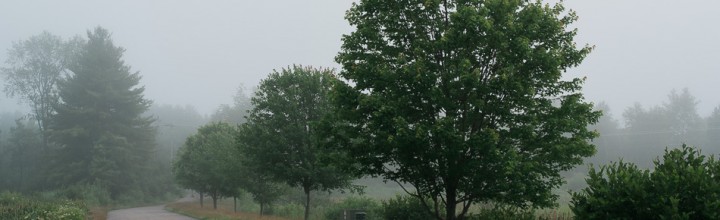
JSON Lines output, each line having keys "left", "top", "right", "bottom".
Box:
{"left": 1, "top": 1, "right": 719, "bottom": 118}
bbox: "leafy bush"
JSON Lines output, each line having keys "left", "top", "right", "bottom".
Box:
{"left": 325, "top": 196, "right": 382, "bottom": 220}
{"left": 571, "top": 144, "right": 720, "bottom": 219}
{"left": 0, "top": 191, "right": 87, "bottom": 220}
{"left": 381, "top": 194, "right": 436, "bottom": 220}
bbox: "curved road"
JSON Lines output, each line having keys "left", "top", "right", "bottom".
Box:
{"left": 107, "top": 197, "right": 196, "bottom": 220}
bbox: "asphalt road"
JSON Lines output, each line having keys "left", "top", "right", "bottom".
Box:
{"left": 107, "top": 205, "right": 195, "bottom": 220}
{"left": 107, "top": 197, "right": 196, "bottom": 220}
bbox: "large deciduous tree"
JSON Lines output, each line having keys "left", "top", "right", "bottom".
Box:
{"left": 1, "top": 31, "right": 81, "bottom": 146}
{"left": 49, "top": 27, "right": 156, "bottom": 197}
{"left": 239, "top": 65, "right": 355, "bottom": 220}
{"left": 333, "top": 1, "right": 599, "bottom": 219}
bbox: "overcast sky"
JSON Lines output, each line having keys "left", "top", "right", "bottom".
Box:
{"left": 1, "top": 1, "right": 719, "bottom": 119}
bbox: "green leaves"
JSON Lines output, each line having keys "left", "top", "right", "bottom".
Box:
{"left": 571, "top": 145, "right": 720, "bottom": 219}
{"left": 335, "top": 0, "right": 597, "bottom": 219}
{"left": 173, "top": 122, "right": 240, "bottom": 202}
{"left": 239, "top": 65, "right": 357, "bottom": 220}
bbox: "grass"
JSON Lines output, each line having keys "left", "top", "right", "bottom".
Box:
{"left": 167, "top": 201, "right": 291, "bottom": 220}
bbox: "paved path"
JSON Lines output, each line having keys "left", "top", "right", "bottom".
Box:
{"left": 107, "top": 197, "right": 196, "bottom": 220}
{"left": 107, "top": 205, "right": 195, "bottom": 220}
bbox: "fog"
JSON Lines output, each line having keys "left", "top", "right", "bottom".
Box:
{"left": 2, "top": 1, "right": 720, "bottom": 217}
{"left": 0, "top": 0, "right": 354, "bottom": 115}
{"left": 0, "top": 1, "right": 717, "bottom": 116}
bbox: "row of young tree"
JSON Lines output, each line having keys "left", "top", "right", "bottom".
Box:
{"left": 174, "top": 1, "right": 602, "bottom": 220}
{"left": 174, "top": 66, "right": 353, "bottom": 219}
{"left": 587, "top": 88, "right": 720, "bottom": 171}
{"left": 0, "top": 28, "right": 181, "bottom": 202}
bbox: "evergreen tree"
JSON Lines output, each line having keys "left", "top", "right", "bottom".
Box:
{"left": 49, "top": 27, "right": 155, "bottom": 198}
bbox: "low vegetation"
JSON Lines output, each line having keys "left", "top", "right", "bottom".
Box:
{"left": 165, "top": 192, "right": 575, "bottom": 220}
{"left": 572, "top": 144, "right": 720, "bottom": 219}
{"left": 0, "top": 192, "right": 87, "bottom": 220}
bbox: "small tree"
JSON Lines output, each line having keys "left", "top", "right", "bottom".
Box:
{"left": 572, "top": 144, "right": 720, "bottom": 219}
{"left": 241, "top": 171, "right": 286, "bottom": 216}
{"left": 238, "top": 65, "right": 356, "bottom": 220}
{"left": 173, "top": 122, "right": 240, "bottom": 209}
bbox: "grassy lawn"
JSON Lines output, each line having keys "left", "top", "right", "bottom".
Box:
{"left": 167, "top": 201, "right": 291, "bottom": 220}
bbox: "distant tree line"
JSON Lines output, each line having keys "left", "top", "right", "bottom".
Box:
{"left": 587, "top": 88, "right": 720, "bottom": 170}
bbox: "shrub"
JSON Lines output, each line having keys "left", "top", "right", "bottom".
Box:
{"left": 325, "top": 196, "right": 382, "bottom": 220}
{"left": 381, "top": 194, "right": 436, "bottom": 220}
{"left": 571, "top": 144, "right": 720, "bottom": 219}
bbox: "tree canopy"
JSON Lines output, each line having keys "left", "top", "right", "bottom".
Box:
{"left": 332, "top": 1, "right": 599, "bottom": 219}
{"left": 173, "top": 122, "right": 240, "bottom": 209}
{"left": 1, "top": 31, "right": 82, "bottom": 145}
{"left": 238, "top": 65, "right": 356, "bottom": 220}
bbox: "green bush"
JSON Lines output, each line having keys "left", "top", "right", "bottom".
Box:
{"left": 381, "top": 194, "right": 436, "bottom": 220}
{"left": 325, "top": 196, "right": 382, "bottom": 220}
{"left": 571, "top": 144, "right": 720, "bottom": 219}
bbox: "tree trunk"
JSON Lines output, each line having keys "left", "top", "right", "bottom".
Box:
{"left": 212, "top": 193, "right": 218, "bottom": 209}
{"left": 260, "top": 203, "right": 264, "bottom": 216}
{"left": 199, "top": 192, "right": 204, "bottom": 207}
{"left": 445, "top": 185, "right": 458, "bottom": 220}
{"left": 304, "top": 187, "right": 311, "bottom": 220}
{"left": 234, "top": 196, "right": 237, "bottom": 212}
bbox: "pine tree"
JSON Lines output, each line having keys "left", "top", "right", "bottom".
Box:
{"left": 49, "top": 27, "right": 155, "bottom": 198}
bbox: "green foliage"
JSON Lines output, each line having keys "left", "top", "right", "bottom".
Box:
{"left": 240, "top": 171, "right": 287, "bottom": 215}
{"left": 381, "top": 194, "right": 435, "bottom": 220}
{"left": 571, "top": 144, "right": 720, "bottom": 219}
{"left": 61, "top": 184, "right": 112, "bottom": 206}
{"left": 1, "top": 119, "right": 43, "bottom": 192}
{"left": 333, "top": 0, "right": 597, "bottom": 219}
{"left": 0, "top": 191, "right": 87, "bottom": 220}
{"left": 0, "top": 31, "right": 81, "bottom": 140}
{"left": 49, "top": 27, "right": 156, "bottom": 199}
{"left": 173, "top": 122, "right": 241, "bottom": 209}
{"left": 239, "top": 65, "right": 357, "bottom": 220}
{"left": 325, "top": 196, "right": 382, "bottom": 220}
